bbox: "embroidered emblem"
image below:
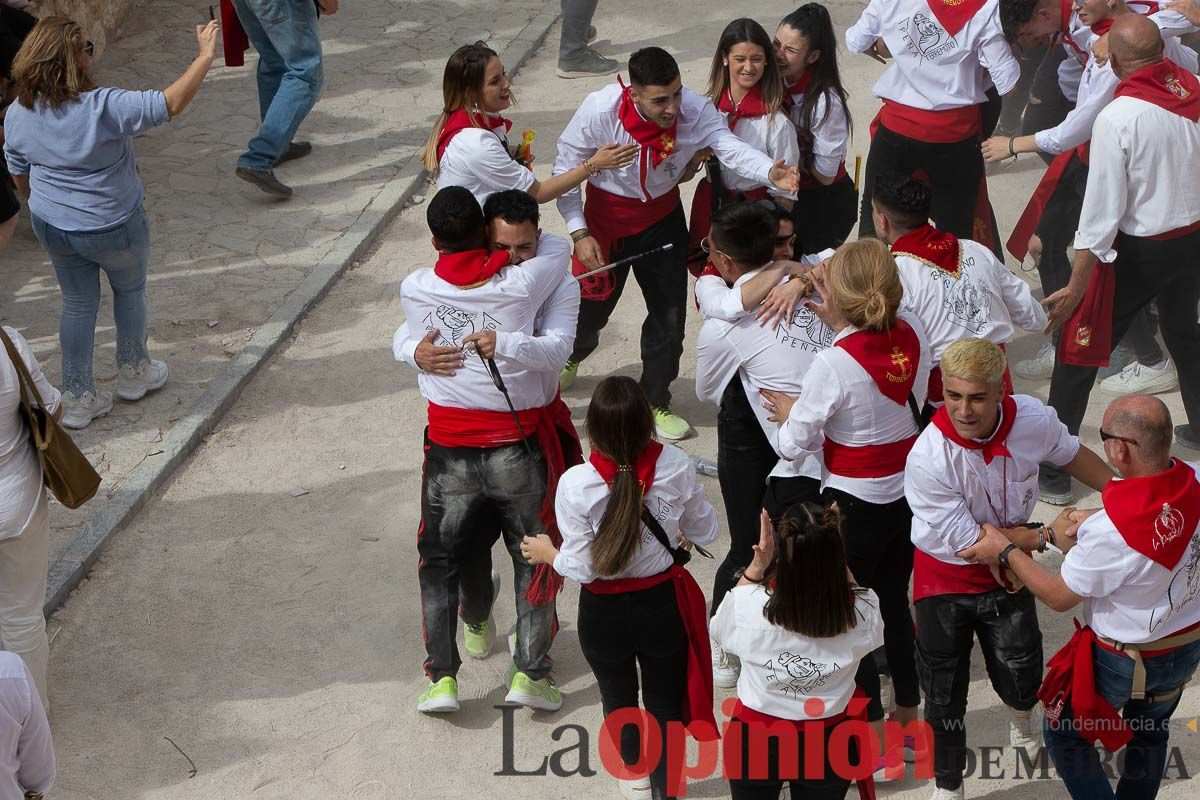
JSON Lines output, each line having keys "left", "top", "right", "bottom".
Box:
{"left": 764, "top": 652, "right": 838, "bottom": 696}
{"left": 1074, "top": 325, "right": 1092, "bottom": 348}
{"left": 1166, "top": 73, "right": 1190, "bottom": 100}
{"left": 659, "top": 133, "right": 675, "bottom": 153}
{"left": 1154, "top": 503, "right": 1186, "bottom": 551}
{"left": 887, "top": 346, "right": 913, "bottom": 383}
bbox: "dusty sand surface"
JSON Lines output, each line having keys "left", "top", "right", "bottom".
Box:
{"left": 43, "top": 0, "right": 1199, "bottom": 797}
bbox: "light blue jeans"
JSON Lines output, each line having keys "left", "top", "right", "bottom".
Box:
{"left": 231, "top": 0, "right": 325, "bottom": 171}
{"left": 31, "top": 206, "right": 151, "bottom": 396}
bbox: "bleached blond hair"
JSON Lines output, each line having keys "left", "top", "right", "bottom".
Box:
{"left": 939, "top": 338, "right": 1007, "bottom": 386}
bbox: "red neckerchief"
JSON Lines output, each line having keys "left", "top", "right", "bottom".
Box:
{"left": 1091, "top": 2, "right": 1159, "bottom": 34}
{"left": 782, "top": 72, "right": 811, "bottom": 109}
{"left": 834, "top": 318, "right": 921, "bottom": 406}
{"left": 435, "top": 109, "right": 512, "bottom": 162}
{"left": 1057, "top": 0, "right": 1089, "bottom": 60}
{"left": 931, "top": 395, "right": 1017, "bottom": 465}
{"left": 925, "top": 0, "right": 990, "bottom": 36}
{"left": 1114, "top": 59, "right": 1200, "bottom": 122}
{"left": 1102, "top": 459, "right": 1200, "bottom": 570}
{"left": 890, "top": 224, "right": 962, "bottom": 276}
{"left": 617, "top": 76, "right": 678, "bottom": 169}
{"left": 433, "top": 248, "right": 511, "bottom": 286}
{"left": 590, "top": 440, "right": 664, "bottom": 494}
{"left": 717, "top": 84, "right": 769, "bottom": 130}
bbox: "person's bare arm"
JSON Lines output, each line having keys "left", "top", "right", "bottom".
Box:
{"left": 958, "top": 525, "right": 1084, "bottom": 611}
{"left": 1062, "top": 445, "right": 1113, "bottom": 493}
{"left": 164, "top": 21, "right": 218, "bottom": 118}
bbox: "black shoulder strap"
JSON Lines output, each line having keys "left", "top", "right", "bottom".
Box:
{"left": 640, "top": 506, "right": 675, "bottom": 554}
{"left": 908, "top": 392, "right": 930, "bottom": 432}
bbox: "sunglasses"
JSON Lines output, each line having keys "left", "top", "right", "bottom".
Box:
{"left": 84, "top": 40, "right": 95, "bottom": 56}
{"left": 1100, "top": 429, "right": 1138, "bottom": 446}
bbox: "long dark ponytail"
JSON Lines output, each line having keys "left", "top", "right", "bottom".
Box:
{"left": 779, "top": 4, "right": 852, "bottom": 137}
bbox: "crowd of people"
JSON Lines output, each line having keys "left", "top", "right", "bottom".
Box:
{"left": 394, "top": 3, "right": 1200, "bottom": 800}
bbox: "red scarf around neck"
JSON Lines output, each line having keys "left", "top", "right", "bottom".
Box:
{"left": 891, "top": 224, "right": 962, "bottom": 276}
{"left": 834, "top": 318, "right": 921, "bottom": 406}
{"left": 931, "top": 395, "right": 1017, "bottom": 465}
{"left": 718, "top": 83, "right": 769, "bottom": 130}
{"left": 435, "top": 108, "right": 512, "bottom": 162}
{"left": 1113, "top": 59, "right": 1200, "bottom": 121}
{"left": 1091, "top": 2, "right": 1160, "bottom": 35}
{"left": 617, "top": 76, "right": 679, "bottom": 169}
{"left": 590, "top": 440, "right": 664, "bottom": 494}
{"left": 433, "top": 249, "right": 511, "bottom": 287}
{"left": 1102, "top": 459, "right": 1200, "bottom": 570}
{"left": 926, "top": 0, "right": 990, "bottom": 36}
{"left": 784, "top": 70, "right": 812, "bottom": 101}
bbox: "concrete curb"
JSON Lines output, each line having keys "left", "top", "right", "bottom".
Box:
{"left": 44, "top": 4, "right": 563, "bottom": 615}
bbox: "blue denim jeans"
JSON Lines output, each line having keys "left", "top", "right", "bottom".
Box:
{"left": 231, "top": 0, "right": 325, "bottom": 171}
{"left": 1043, "top": 636, "right": 1200, "bottom": 800}
{"left": 30, "top": 206, "right": 151, "bottom": 396}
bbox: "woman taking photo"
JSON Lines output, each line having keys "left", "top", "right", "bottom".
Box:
{"left": 422, "top": 41, "right": 636, "bottom": 208}
{"left": 711, "top": 503, "right": 883, "bottom": 799}
{"left": 773, "top": 4, "right": 857, "bottom": 254}
{"left": 4, "top": 17, "right": 218, "bottom": 429}
{"left": 687, "top": 18, "right": 798, "bottom": 273}
{"left": 522, "top": 376, "right": 718, "bottom": 800}
{"left": 761, "top": 238, "right": 931, "bottom": 774}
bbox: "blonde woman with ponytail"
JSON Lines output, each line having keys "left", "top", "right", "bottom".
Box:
{"left": 760, "top": 237, "right": 932, "bottom": 778}
{"left": 522, "top": 376, "right": 719, "bottom": 800}
{"left": 423, "top": 41, "right": 636, "bottom": 207}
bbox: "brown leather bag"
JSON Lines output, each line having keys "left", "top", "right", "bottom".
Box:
{"left": 1, "top": 329, "right": 101, "bottom": 509}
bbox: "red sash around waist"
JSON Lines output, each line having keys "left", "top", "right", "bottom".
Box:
{"left": 822, "top": 436, "right": 918, "bottom": 479}
{"left": 874, "top": 100, "right": 982, "bottom": 144}
{"left": 912, "top": 548, "right": 1000, "bottom": 602}
{"left": 1006, "top": 144, "right": 1089, "bottom": 262}
{"left": 574, "top": 182, "right": 682, "bottom": 301}
{"left": 1039, "top": 622, "right": 1132, "bottom": 752}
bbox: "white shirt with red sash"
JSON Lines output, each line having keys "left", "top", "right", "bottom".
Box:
{"left": 1060, "top": 460, "right": 1200, "bottom": 644}
{"left": 434, "top": 110, "right": 534, "bottom": 207}
{"left": 777, "top": 312, "right": 932, "bottom": 504}
{"left": 905, "top": 394, "right": 1079, "bottom": 601}
{"left": 695, "top": 267, "right": 833, "bottom": 482}
{"left": 1075, "top": 60, "right": 1200, "bottom": 263}
{"left": 552, "top": 443, "right": 720, "bottom": 583}
{"left": 784, "top": 78, "right": 850, "bottom": 184}
{"left": 715, "top": 87, "right": 799, "bottom": 199}
{"left": 893, "top": 225, "right": 1046, "bottom": 364}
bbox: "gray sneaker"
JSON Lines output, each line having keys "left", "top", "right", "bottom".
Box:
{"left": 557, "top": 49, "right": 618, "bottom": 79}
{"left": 61, "top": 390, "right": 113, "bottom": 430}
{"left": 235, "top": 166, "right": 293, "bottom": 197}
{"left": 118, "top": 359, "right": 168, "bottom": 401}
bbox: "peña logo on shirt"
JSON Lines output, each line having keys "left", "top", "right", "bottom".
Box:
{"left": 1151, "top": 534, "right": 1200, "bottom": 635}
{"left": 903, "top": 13, "right": 957, "bottom": 61}
{"left": 425, "top": 306, "right": 503, "bottom": 352}
{"left": 764, "top": 652, "right": 838, "bottom": 696}
{"left": 943, "top": 268, "right": 990, "bottom": 333}
{"left": 775, "top": 307, "right": 834, "bottom": 352}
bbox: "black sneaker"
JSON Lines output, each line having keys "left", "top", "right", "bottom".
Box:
{"left": 235, "top": 166, "right": 293, "bottom": 197}
{"left": 557, "top": 49, "right": 618, "bottom": 79}
{"left": 1176, "top": 425, "right": 1200, "bottom": 451}
{"left": 1039, "top": 463, "right": 1073, "bottom": 506}
{"left": 276, "top": 141, "right": 313, "bottom": 166}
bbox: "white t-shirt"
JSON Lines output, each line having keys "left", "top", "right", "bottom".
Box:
{"left": 711, "top": 585, "right": 884, "bottom": 719}
{"left": 435, "top": 127, "right": 535, "bottom": 208}
{"left": 1060, "top": 462, "right": 1200, "bottom": 644}
{"left": 0, "top": 328, "right": 60, "bottom": 541}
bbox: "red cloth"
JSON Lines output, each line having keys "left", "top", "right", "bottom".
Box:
{"left": 1102, "top": 459, "right": 1200, "bottom": 570}
{"left": 873, "top": 101, "right": 981, "bottom": 144}
{"left": 426, "top": 399, "right": 583, "bottom": 605}
{"left": 717, "top": 84, "right": 770, "bottom": 129}
{"left": 1113, "top": 59, "right": 1200, "bottom": 121}
{"left": 926, "top": 0, "right": 990, "bottom": 36}
{"left": 891, "top": 225, "right": 961, "bottom": 276}
{"left": 220, "top": 0, "right": 249, "bottom": 67}
{"left": 833, "top": 319, "right": 922, "bottom": 405}
{"left": 927, "top": 347, "right": 1012, "bottom": 405}
{"left": 1006, "top": 145, "right": 1089, "bottom": 262}
{"left": 433, "top": 249, "right": 510, "bottom": 286}
{"left": 913, "top": 549, "right": 999, "bottom": 602}
{"left": 1039, "top": 621, "right": 1133, "bottom": 752}
{"left": 435, "top": 109, "right": 512, "bottom": 163}
{"left": 1058, "top": 261, "right": 1115, "bottom": 367}
{"left": 618, "top": 76, "right": 679, "bottom": 170}
{"left": 590, "top": 440, "right": 664, "bottom": 494}
{"left": 783, "top": 72, "right": 813, "bottom": 100}
{"left": 573, "top": 182, "right": 681, "bottom": 301}
{"left": 1091, "top": 2, "right": 1160, "bottom": 36}
{"left": 931, "top": 395, "right": 1017, "bottom": 465}
{"left": 822, "top": 436, "right": 919, "bottom": 478}
{"left": 686, "top": 181, "right": 769, "bottom": 275}
{"left": 585, "top": 566, "right": 719, "bottom": 740}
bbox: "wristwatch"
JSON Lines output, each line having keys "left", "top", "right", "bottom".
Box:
{"left": 998, "top": 543, "right": 1021, "bottom": 568}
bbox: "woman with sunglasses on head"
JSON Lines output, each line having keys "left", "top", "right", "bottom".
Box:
{"left": 686, "top": 18, "right": 799, "bottom": 275}
{"left": 3, "top": 17, "right": 217, "bottom": 430}
{"left": 711, "top": 503, "right": 883, "bottom": 800}
{"left": 423, "top": 41, "right": 637, "bottom": 208}
{"left": 761, "top": 238, "right": 932, "bottom": 780}
{"left": 774, "top": 4, "right": 857, "bottom": 256}
{"left": 522, "top": 376, "right": 719, "bottom": 800}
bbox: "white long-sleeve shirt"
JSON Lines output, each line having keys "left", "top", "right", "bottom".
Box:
{"left": 553, "top": 444, "right": 720, "bottom": 583}
{"left": 845, "top": 0, "right": 1020, "bottom": 108}
{"left": 435, "top": 126, "right": 535, "bottom": 208}
{"left": 694, "top": 250, "right": 834, "bottom": 323}
{"left": 553, "top": 84, "right": 777, "bottom": 232}
{"left": 0, "top": 327, "right": 60, "bottom": 542}
{"left": 0, "top": 652, "right": 54, "bottom": 800}
{"left": 786, "top": 88, "right": 850, "bottom": 179}
{"left": 1075, "top": 92, "right": 1200, "bottom": 263}
{"left": 721, "top": 111, "right": 800, "bottom": 199}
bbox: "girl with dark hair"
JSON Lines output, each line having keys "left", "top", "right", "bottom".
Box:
{"left": 711, "top": 503, "right": 883, "bottom": 800}
{"left": 423, "top": 40, "right": 636, "bottom": 207}
{"left": 687, "top": 18, "right": 800, "bottom": 274}
{"left": 774, "top": 4, "right": 858, "bottom": 254}
{"left": 522, "top": 376, "right": 719, "bottom": 800}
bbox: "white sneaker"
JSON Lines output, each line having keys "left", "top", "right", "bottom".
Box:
{"left": 879, "top": 673, "right": 895, "bottom": 719}
{"left": 1099, "top": 359, "right": 1178, "bottom": 395}
{"left": 618, "top": 776, "right": 652, "bottom": 800}
{"left": 117, "top": 359, "right": 168, "bottom": 401}
{"left": 712, "top": 640, "right": 740, "bottom": 689}
{"left": 929, "top": 786, "right": 965, "bottom": 800}
{"left": 60, "top": 390, "right": 113, "bottom": 429}
{"left": 1009, "top": 705, "right": 1042, "bottom": 751}
{"left": 1014, "top": 342, "right": 1055, "bottom": 380}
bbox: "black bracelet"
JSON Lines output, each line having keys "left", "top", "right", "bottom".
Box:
{"left": 998, "top": 542, "right": 1021, "bottom": 568}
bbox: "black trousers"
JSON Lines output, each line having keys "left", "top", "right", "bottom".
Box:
{"left": 915, "top": 588, "right": 1043, "bottom": 791}
{"left": 579, "top": 581, "right": 688, "bottom": 800}
{"left": 711, "top": 377, "right": 821, "bottom": 616}
{"left": 1046, "top": 230, "right": 1200, "bottom": 440}
{"left": 822, "top": 488, "right": 918, "bottom": 719}
{"left": 1023, "top": 46, "right": 1073, "bottom": 166}
{"left": 569, "top": 203, "right": 689, "bottom": 408}
{"left": 791, "top": 174, "right": 858, "bottom": 256}
{"left": 417, "top": 433, "right": 555, "bottom": 681}
{"left": 857, "top": 123, "right": 987, "bottom": 248}
{"left": 727, "top": 718, "right": 855, "bottom": 800}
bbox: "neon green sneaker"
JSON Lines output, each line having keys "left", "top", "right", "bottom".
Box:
{"left": 505, "top": 671, "right": 563, "bottom": 711}
{"left": 463, "top": 618, "right": 495, "bottom": 659}
{"left": 652, "top": 406, "right": 690, "bottom": 441}
{"left": 417, "top": 676, "right": 459, "bottom": 713}
{"left": 559, "top": 359, "right": 580, "bottom": 392}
